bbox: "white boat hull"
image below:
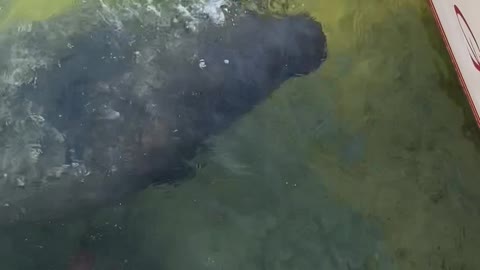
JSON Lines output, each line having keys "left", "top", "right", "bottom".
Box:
{"left": 429, "top": 0, "right": 480, "bottom": 127}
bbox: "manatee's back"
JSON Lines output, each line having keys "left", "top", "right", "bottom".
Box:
{"left": 0, "top": 13, "right": 328, "bottom": 225}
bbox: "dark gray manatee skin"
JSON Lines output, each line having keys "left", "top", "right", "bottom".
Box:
{"left": 1, "top": 12, "right": 327, "bottom": 224}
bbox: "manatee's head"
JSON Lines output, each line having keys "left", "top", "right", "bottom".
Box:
{"left": 270, "top": 14, "right": 328, "bottom": 77}
{"left": 178, "top": 13, "right": 329, "bottom": 135}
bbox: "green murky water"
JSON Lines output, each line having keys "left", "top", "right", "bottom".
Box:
{"left": 1, "top": 0, "right": 480, "bottom": 269}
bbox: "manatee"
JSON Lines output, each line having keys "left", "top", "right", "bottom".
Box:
{"left": 0, "top": 11, "right": 327, "bottom": 224}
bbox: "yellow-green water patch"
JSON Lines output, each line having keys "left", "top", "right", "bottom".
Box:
{"left": 0, "top": 0, "right": 77, "bottom": 30}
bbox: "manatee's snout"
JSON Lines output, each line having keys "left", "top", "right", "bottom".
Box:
{"left": 273, "top": 14, "right": 328, "bottom": 76}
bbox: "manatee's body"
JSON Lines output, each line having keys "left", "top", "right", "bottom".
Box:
{"left": 0, "top": 12, "right": 327, "bottom": 224}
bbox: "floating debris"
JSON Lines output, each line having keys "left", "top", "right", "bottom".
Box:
{"left": 16, "top": 176, "right": 25, "bottom": 188}
{"left": 199, "top": 59, "right": 207, "bottom": 69}
{"left": 98, "top": 106, "right": 121, "bottom": 120}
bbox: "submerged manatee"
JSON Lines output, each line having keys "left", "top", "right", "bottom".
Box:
{"left": 0, "top": 12, "right": 327, "bottom": 224}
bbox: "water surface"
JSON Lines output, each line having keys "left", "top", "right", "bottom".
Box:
{"left": 1, "top": 0, "right": 479, "bottom": 269}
